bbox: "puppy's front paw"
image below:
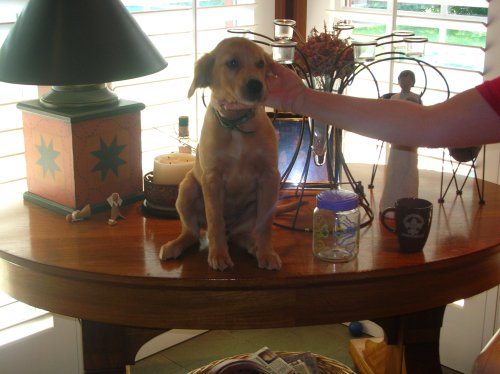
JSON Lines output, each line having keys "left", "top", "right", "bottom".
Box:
{"left": 159, "top": 242, "right": 183, "bottom": 261}
{"left": 208, "top": 250, "right": 234, "bottom": 271}
{"left": 257, "top": 250, "right": 282, "bottom": 270}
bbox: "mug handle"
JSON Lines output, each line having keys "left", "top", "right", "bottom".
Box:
{"left": 381, "top": 207, "right": 397, "bottom": 233}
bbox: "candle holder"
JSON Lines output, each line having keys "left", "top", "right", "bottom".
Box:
{"left": 352, "top": 41, "right": 377, "bottom": 62}
{"left": 143, "top": 152, "right": 195, "bottom": 217}
{"left": 273, "top": 19, "right": 296, "bottom": 40}
{"left": 333, "top": 22, "right": 354, "bottom": 39}
{"left": 143, "top": 172, "right": 179, "bottom": 218}
{"left": 227, "top": 21, "right": 438, "bottom": 231}
{"left": 405, "top": 37, "right": 427, "bottom": 57}
{"left": 271, "top": 39, "right": 297, "bottom": 64}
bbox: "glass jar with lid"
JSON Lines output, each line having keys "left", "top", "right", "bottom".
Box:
{"left": 313, "top": 189, "right": 360, "bottom": 262}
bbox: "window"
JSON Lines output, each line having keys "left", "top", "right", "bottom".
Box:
{"left": 0, "top": 1, "right": 34, "bottom": 192}
{"left": 310, "top": 1, "right": 489, "bottom": 171}
{"left": 337, "top": 0, "right": 488, "bottom": 74}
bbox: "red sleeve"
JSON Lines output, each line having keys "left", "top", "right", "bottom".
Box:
{"left": 476, "top": 76, "right": 500, "bottom": 116}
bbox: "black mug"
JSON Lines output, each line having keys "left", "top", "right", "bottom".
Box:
{"left": 381, "top": 198, "right": 433, "bottom": 252}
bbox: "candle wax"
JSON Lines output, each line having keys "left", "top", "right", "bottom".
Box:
{"left": 153, "top": 153, "right": 195, "bottom": 185}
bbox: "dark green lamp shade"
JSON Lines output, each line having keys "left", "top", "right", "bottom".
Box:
{"left": 0, "top": 0, "right": 167, "bottom": 86}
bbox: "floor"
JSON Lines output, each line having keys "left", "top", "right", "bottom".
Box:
{"left": 130, "top": 324, "right": 461, "bottom": 374}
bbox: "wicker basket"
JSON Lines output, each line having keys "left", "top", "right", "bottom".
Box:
{"left": 188, "top": 351, "right": 356, "bottom": 374}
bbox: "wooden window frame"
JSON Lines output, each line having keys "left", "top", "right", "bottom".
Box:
{"left": 275, "top": 0, "right": 307, "bottom": 38}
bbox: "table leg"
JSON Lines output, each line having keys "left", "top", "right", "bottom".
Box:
{"left": 376, "top": 306, "right": 446, "bottom": 374}
{"left": 81, "top": 320, "right": 166, "bottom": 374}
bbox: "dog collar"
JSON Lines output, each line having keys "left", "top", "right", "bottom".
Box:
{"left": 213, "top": 107, "right": 256, "bottom": 134}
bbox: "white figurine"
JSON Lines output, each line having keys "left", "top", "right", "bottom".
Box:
{"left": 390, "top": 70, "right": 422, "bottom": 104}
{"left": 379, "top": 70, "right": 421, "bottom": 215}
{"left": 107, "top": 193, "right": 125, "bottom": 225}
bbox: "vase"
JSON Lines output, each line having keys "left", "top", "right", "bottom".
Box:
{"left": 309, "top": 117, "right": 328, "bottom": 166}
{"left": 309, "top": 75, "right": 338, "bottom": 167}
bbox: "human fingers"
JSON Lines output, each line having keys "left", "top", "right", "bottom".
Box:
{"left": 269, "top": 62, "right": 292, "bottom": 76}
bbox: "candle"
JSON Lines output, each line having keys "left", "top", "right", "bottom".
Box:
{"left": 153, "top": 153, "right": 195, "bottom": 185}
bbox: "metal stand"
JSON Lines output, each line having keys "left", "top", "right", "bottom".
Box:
{"left": 438, "top": 146, "right": 486, "bottom": 204}
{"left": 271, "top": 112, "right": 373, "bottom": 231}
{"left": 227, "top": 26, "right": 450, "bottom": 232}
{"left": 272, "top": 55, "right": 448, "bottom": 232}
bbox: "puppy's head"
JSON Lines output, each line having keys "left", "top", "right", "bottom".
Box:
{"left": 187, "top": 37, "right": 273, "bottom": 106}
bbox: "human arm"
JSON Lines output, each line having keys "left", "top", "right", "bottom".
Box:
{"left": 265, "top": 63, "right": 500, "bottom": 148}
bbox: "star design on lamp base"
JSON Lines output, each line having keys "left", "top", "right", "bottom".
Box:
{"left": 91, "top": 137, "right": 127, "bottom": 181}
{"left": 36, "top": 136, "right": 60, "bottom": 180}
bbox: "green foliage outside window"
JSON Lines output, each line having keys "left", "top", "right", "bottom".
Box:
{"left": 446, "top": 29, "right": 486, "bottom": 47}
{"left": 398, "top": 3, "right": 440, "bottom": 13}
{"left": 358, "top": 1, "right": 487, "bottom": 17}
{"left": 448, "top": 6, "right": 487, "bottom": 17}
{"left": 352, "top": 2, "right": 487, "bottom": 48}
{"left": 355, "top": 25, "right": 485, "bottom": 48}
{"left": 352, "top": 24, "right": 387, "bottom": 36}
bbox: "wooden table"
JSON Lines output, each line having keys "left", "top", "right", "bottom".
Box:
{"left": 0, "top": 165, "right": 499, "bottom": 374}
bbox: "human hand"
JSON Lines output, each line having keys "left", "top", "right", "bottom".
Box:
{"left": 264, "top": 63, "right": 307, "bottom": 112}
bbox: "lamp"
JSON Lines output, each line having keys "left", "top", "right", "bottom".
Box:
{"left": 0, "top": 0, "right": 168, "bottom": 213}
{"left": 0, "top": 0, "right": 167, "bottom": 108}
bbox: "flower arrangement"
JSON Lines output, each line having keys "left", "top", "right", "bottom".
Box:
{"left": 294, "top": 22, "right": 354, "bottom": 90}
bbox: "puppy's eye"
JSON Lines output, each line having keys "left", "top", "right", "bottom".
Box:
{"left": 256, "top": 59, "right": 265, "bottom": 69}
{"left": 226, "top": 58, "right": 239, "bottom": 69}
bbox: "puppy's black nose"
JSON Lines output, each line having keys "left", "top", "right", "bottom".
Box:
{"left": 245, "top": 79, "right": 263, "bottom": 100}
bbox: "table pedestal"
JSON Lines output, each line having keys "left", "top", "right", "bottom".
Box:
{"left": 80, "top": 307, "right": 445, "bottom": 373}
{"left": 350, "top": 306, "right": 446, "bottom": 374}
{"left": 82, "top": 320, "right": 166, "bottom": 374}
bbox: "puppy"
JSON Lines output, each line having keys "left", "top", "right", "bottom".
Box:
{"left": 159, "top": 37, "right": 282, "bottom": 271}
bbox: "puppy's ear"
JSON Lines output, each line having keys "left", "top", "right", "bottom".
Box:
{"left": 187, "top": 52, "right": 215, "bottom": 98}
